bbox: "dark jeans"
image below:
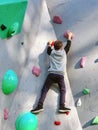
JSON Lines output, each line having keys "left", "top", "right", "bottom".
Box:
{"left": 38, "top": 73, "right": 66, "bottom": 106}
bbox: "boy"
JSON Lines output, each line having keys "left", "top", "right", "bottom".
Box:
{"left": 31, "top": 32, "right": 73, "bottom": 114}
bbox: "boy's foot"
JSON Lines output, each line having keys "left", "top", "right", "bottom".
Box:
{"left": 30, "top": 105, "right": 44, "bottom": 114}
{"left": 59, "top": 106, "right": 71, "bottom": 113}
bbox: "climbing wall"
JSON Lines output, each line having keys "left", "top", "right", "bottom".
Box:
{"left": 0, "top": 0, "right": 83, "bottom": 130}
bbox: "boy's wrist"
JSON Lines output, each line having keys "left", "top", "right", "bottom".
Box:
{"left": 68, "top": 37, "right": 72, "bottom": 40}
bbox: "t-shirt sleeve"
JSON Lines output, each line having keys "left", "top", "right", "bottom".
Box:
{"left": 47, "top": 46, "right": 52, "bottom": 55}
{"left": 64, "top": 40, "right": 71, "bottom": 54}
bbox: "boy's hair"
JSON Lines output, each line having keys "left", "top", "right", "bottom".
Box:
{"left": 54, "top": 40, "right": 63, "bottom": 50}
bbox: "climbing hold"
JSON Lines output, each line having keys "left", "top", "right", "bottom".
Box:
{"left": 15, "top": 112, "right": 38, "bottom": 130}
{"left": 7, "top": 22, "right": 19, "bottom": 37}
{"left": 4, "top": 108, "right": 8, "bottom": 114}
{"left": 53, "top": 16, "right": 62, "bottom": 24}
{"left": 54, "top": 121, "right": 61, "bottom": 125}
{"left": 82, "top": 88, "right": 90, "bottom": 95}
{"left": 50, "top": 41, "right": 54, "bottom": 47}
{"left": 65, "top": 111, "right": 70, "bottom": 115}
{"left": 76, "top": 98, "right": 82, "bottom": 107}
{"left": 80, "top": 57, "right": 86, "bottom": 68}
{"left": 64, "top": 30, "right": 74, "bottom": 39}
{"left": 95, "top": 58, "right": 98, "bottom": 63}
{"left": 32, "top": 66, "right": 41, "bottom": 77}
{"left": 2, "top": 69, "right": 18, "bottom": 95}
{"left": 91, "top": 116, "right": 98, "bottom": 125}
{"left": 21, "top": 42, "right": 24, "bottom": 45}
{"left": 4, "top": 112, "right": 8, "bottom": 120}
{"left": 0, "top": 24, "right": 7, "bottom": 30}
{"left": 0, "top": 0, "right": 28, "bottom": 39}
{"left": 4, "top": 108, "right": 9, "bottom": 120}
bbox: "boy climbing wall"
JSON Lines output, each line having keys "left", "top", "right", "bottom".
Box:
{"left": 31, "top": 32, "right": 73, "bottom": 114}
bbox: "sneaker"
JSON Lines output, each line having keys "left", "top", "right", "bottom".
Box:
{"left": 59, "top": 106, "right": 71, "bottom": 113}
{"left": 30, "top": 105, "right": 44, "bottom": 114}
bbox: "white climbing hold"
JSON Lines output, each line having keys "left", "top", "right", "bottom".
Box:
{"left": 76, "top": 98, "right": 82, "bottom": 107}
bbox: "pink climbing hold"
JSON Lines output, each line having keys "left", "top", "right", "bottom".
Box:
{"left": 32, "top": 66, "right": 41, "bottom": 77}
{"left": 4, "top": 113, "right": 8, "bottom": 120}
{"left": 4, "top": 108, "right": 8, "bottom": 120}
{"left": 53, "top": 15, "right": 63, "bottom": 24}
{"left": 80, "top": 57, "right": 86, "bottom": 68}
{"left": 64, "top": 30, "right": 74, "bottom": 39}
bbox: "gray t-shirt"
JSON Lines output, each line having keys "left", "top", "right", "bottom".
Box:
{"left": 48, "top": 49, "right": 67, "bottom": 75}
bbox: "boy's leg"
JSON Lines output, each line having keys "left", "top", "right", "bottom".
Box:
{"left": 38, "top": 73, "right": 55, "bottom": 106}
{"left": 58, "top": 75, "right": 71, "bottom": 112}
{"left": 31, "top": 73, "right": 54, "bottom": 113}
{"left": 58, "top": 75, "right": 66, "bottom": 106}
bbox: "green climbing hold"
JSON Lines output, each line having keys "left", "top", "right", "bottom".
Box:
{"left": 82, "top": 88, "right": 90, "bottom": 95}
{"left": 0, "top": 0, "right": 28, "bottom": 39}
{"left": 91, "top": 116, "right": 98, "bottom": 125}
{"left": 2, "top": 69, "right": 18, "bottom": 95}
{"left": 15, "top": 112, "right": 38, "bottom": 130}
{"left": 7, "top": 22, "right": 19, "bottom": 37}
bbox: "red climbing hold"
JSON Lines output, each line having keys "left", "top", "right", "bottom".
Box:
{"left": 54, "top": 121, "right": 61, "bottom": 125}
{"left": 32, "top": 66, "right": 41, "bottom": 77}
{"left": 51, "top": 41, "right": 54, "bottom": 46}
{"left": 65, "top": 111, "right": 70, "bottom": 115}
{"left": 53, "top": 16, "right": 63, "bottom": 24}
{"left": 64, "top": 30, "right": 74, "bottom": 39}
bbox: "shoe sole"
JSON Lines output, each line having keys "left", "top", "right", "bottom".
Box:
{"left": 31, "top": 109, "right": 44, "bottom": 114}
{"left": 59, "top": 109, "right": 71, "bottom": 113}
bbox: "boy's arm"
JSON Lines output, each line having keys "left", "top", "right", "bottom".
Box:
{"left": 64, "top": 32, "right": 72, "bottom": 54}
{"left": 47, "top": 41, "right": 53, "bottom": 55}
{"left": 64, "top": 40, "right": 71, "bottom": 54}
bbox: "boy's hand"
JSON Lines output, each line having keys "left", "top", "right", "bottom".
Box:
{"left": 64, "top": 30, "right": 74, "bottom": 40}
{"left": 68, "top": 32, "right": 73, "bottom": 40}
{"left": 47, "top": 40, "right": 54, "bottom": 46}
{"left": 47, "top": 41, "right": 52, "bottom": 46}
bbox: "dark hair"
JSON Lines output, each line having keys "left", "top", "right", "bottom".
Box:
{"left": 54, "top": 40, "right": 63, "bottom": 50}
